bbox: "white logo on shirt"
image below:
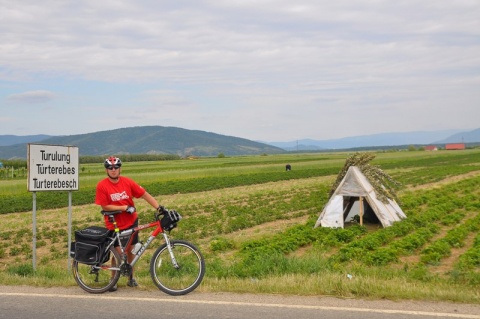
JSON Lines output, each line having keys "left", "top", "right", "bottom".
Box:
{"left": 110, "top": 191, "right": 130, "bottom": 202}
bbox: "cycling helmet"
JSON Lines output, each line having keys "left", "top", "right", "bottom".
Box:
{"left": 104, "top": 156, "right": 122, "bottom": 169}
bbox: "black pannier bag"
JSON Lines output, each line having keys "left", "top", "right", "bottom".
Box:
{"left": 73, "top": 226, "right": 111, "bottom": 265}
{"left": 161, "top": 210, "right": 182, "bottom": 231}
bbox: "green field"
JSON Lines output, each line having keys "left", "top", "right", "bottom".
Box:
{"left": 0, "top": 150, "right": 479, "bottom": 303}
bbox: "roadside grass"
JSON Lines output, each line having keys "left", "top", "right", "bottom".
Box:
{"left": 1, "top": 258, "right": 478, "bottom": 303}
{"left": 0, "top": 150, "right": 480, "bottom": 304}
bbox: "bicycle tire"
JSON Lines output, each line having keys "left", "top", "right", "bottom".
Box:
{"left": 150, "top": 240, "right": 205, "bottom": 296}
{"left": 72, "top": 245, "right": 121, "bottom": 294}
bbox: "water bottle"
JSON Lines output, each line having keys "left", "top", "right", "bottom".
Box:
{"left": 131, "top": 242, "right": 142, "bottom": 255}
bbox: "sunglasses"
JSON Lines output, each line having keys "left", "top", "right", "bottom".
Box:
{"left": 107, "top": 165, "right": 121, "bottom": 170}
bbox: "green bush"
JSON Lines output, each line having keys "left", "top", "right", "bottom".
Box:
{"left": 7, "top": 263, "right": 34, "bottom": 276}
{"left": 210, "top": 237, "right": 235, "bottom": 252}
{"left": 421, "top": 240, "right": 451, "bottom": 265}
{"left": 363, "top": 248, "right": 399, "bottom": 266}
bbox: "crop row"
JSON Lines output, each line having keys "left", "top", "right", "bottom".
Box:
{"left": 0, "top": 167, "right": 339, "bottom": 214}
{"left": 162, "top": 182, "right": 329, "bottom": 240}
{"left": 4, "top": 150, "right": 480, "bottom": 215}
{"left": 0, "top": 176, "right": 328, "bottom": 263}
{"left": 393, "top": 164, "right": 480, "bottom": 186}
{"left": 214, "top": 174, "right": 480, "bottom": 284}
{"left": 455, "top": 233, "right": 480, "bottom": 271}
{"left": 420, "top": 213, "right": 480, "bottom": 265}
{"left": 338, "top": 176, "right": 479, "bottom": 265}
{"left": 376, "top": 151, "right": 480, "bottom": 170}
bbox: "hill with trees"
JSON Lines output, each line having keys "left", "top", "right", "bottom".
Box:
{"left": 0, "top": 126, "right": 284, "bottom": 159}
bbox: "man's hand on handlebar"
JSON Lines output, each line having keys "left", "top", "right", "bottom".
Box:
{"left": 157, "top": 205, "right": 168, "bottom": 215}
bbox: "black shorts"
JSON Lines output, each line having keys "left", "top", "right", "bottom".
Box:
{"left": 114, "top": 219, "right": 139, "bottom": 247}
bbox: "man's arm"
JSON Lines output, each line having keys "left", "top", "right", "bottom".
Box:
{"left": 141, "top": 191, "right": 161, "bottom": 210}
{"left": 101, "top": 204, "right": 129, "bottom": 212}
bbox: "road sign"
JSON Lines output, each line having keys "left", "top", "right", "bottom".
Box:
{"left": 27, "top": 143, "right": 79, "bottom": 270}
{"left": 28, "top": 144, "right": 79, "bottom": 191}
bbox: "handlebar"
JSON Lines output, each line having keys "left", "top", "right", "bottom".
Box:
{"left": 101, "top": 209, "right": 176, "bottom": 223}
{"left": 155, "top": 211, "right": 164, "bottom": 221}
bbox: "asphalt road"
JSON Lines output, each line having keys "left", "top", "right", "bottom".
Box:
{"left": 1, "top": 285, "right": 479, "bottom": 319}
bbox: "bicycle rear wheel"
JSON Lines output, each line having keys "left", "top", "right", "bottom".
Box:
{"left": 150, "top": 240, "right": 205, "bottom": 296}
{"left": 72, "top": 246, "right": 121, "bottom": 294}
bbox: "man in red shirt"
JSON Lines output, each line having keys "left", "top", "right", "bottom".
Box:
{"left": 95, "top": 156, "right": 163, "bottom": 291}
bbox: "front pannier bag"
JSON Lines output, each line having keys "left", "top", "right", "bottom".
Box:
{"left": 161, "top": 209, "right": 182, "bottom": 231}
{"left": 73, "top": 226, "right": 111, "bottom": 265}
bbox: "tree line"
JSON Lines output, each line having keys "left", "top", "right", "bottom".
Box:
{"left": 0, "top": 154, "right": 181, "bottom": 169}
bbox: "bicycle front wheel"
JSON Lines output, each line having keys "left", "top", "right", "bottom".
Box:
{"left": 150, "top": 240, "right": 205, "bottom": 296}
{"left": 72, "top": 246, "right": 121, "bottom": 294}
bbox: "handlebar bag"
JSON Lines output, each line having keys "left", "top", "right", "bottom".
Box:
{"left": 73, "top": 226, "right": 111, "bottom": 265}
{"left": 161, "top": 210, "right": 181, "bottom": 231}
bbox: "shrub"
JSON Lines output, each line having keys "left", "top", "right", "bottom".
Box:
{"left": 7, "top": 263, "right": 34, "bottom": 276}
{"left": 210, "top": 237, "right": 235, "bottom": 252}
{"left": 363, "top": 247, "right": 399, "bottom": 266}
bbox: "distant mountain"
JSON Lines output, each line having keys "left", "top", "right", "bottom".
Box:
{"left": 434, "top": 128, "right": 480, "bottom": 144}
{"left": 265, "top": 129, "right": 475, "bottom": 151}
{"left": 0, "top": 134, "right": 52, "bottom": 146}
{"left": 0, "top": 126, "right": 284, "bottom": 159}
{"left": 2, "top": 127, "right": 479, "bottom": 160}
{"left": 264, "top": 140, "right": 326, "bottom": 151}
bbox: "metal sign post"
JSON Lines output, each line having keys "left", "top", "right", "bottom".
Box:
{"left": 32, "top": 192, "right": 37, "bottom": 270}
{"left": 27, "top": 144, "right": 79, "bottom": 271}
{"left": 67, "top": 191, "right": 72, "bottom": 270}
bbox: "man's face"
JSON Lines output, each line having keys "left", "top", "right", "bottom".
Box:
{"left": 106, "top": 165, "right": 121, "bottom": 180}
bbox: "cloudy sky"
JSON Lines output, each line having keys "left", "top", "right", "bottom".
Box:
{"left": 1, "top": 1, "right": 479, "bottom": 142}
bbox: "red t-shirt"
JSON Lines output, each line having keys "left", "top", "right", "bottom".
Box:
{"left": 95, "top": 176, "right": 146, "bottom": 230}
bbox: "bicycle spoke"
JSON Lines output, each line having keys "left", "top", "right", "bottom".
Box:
{"left": 150, "top": 240, "right": 205, "bottom": 296}
{"left": 73, "top": 246, "right": 121, "bottom": 294}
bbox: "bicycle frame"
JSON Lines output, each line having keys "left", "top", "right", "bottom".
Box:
{"left": 103, "top": 211, "right": 179, "bottom": 270}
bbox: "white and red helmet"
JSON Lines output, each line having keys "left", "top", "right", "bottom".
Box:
{"left": 104, "top": 156, "right": 122, "bottom": 169}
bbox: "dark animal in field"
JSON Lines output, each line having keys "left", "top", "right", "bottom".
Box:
{"left": 285, "top": 164, "right": 291, "bottom": 171}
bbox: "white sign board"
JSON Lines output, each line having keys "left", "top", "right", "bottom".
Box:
{"left": 28, "top": 144, "right": 79, "bottom": 192}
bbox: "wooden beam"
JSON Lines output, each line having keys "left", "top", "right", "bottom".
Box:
{"left": 359, "top": 196, "right": 364, "bottom": 226}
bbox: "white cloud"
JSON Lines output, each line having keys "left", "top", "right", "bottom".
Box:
{"left": 0, "top": 0, "right": 479, "bottom": 140}
{"left": 6, "top": 90, "right": 56, "bottom": 104}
